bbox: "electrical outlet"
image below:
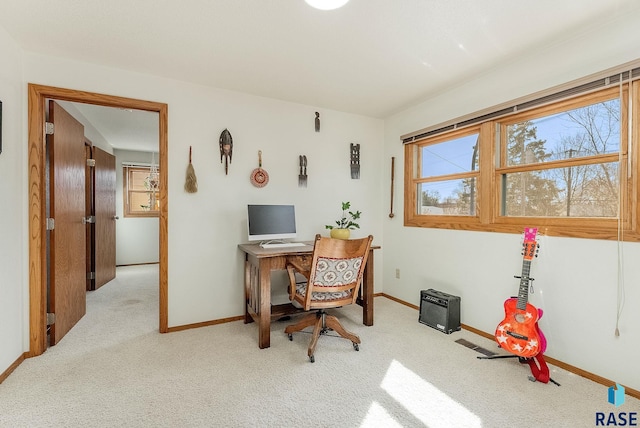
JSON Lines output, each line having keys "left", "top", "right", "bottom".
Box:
{"left": 395, "top": 268, "right": 400, "bottom": 279}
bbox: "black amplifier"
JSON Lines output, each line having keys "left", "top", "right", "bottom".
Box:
{"left": 419, "top": 289, "right": 461, "bottom": 334}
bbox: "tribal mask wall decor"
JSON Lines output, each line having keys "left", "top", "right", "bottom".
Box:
{"left": 219, "top": 128, "right": 233, "bottom": 175}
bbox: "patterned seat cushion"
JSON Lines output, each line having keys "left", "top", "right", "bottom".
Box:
{"left": 296, "top": 256, "right": 363, "bottom": 301}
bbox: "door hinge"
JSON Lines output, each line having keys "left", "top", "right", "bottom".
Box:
{"left": 45, "top": 122, "right": 54, "bottom": 135}
{"left": 87, "top": 158, "right": 96, "bottom": 167}
{"left": 46, "top": 313, "right": 55, "bottom": 326}
{"left": 46, "top": 218, "right": 55, "bottom": 230}
{"left": 82, "top": 216, "right": 96, "bottom": 224}
{"left": 87, "top": 271, "right": 96, "bottom": 280}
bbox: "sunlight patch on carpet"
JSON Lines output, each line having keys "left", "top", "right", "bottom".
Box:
{"left": 380, "top": 360, "right": 482, "bottom": 428}
{"left": 360, "top": 402, "right": 404, "bottom": 428}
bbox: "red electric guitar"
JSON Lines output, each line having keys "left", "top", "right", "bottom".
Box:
{"left": 495, "top": 227, "right": 547, "bottom": 359}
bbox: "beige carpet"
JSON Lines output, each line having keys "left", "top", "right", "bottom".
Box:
{"left": 0, "top": 264, "right": 636, "bottom": 427}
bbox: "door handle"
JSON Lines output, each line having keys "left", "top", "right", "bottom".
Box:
{"left": 113, "top": 216, "right": 119, "bottom": 220}
{"left": 82, "top": 216, "right": 96, "bottom": 224}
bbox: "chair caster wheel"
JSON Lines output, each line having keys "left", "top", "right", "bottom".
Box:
{"left": 353, "top": 343, "right": 359, "bottom": 351}
{"left": 288, "top": 334, "right": 293, "bottom": 341}
{"left": 309, "top": 355, "right": 315, "bottom": 363}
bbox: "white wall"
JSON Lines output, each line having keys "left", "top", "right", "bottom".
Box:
{"left": 114, "top": 149, "right": 160, "bottom": 266}
{"left": 383, "top": 9, "right": 640, "bottom": 390}
{"left": 0, "top": 25, "right": 25, "bottom": 373}
{"left": 21, "top": 53, "right": 385, "bottom": 328}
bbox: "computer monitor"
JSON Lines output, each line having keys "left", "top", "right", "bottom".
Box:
{"left": 247, "top": 204, "right": 297, "bottom": 242}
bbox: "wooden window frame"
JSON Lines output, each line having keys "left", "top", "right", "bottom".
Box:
{"left": 404, "top": 82, "right": 640, "bottom": 241}
{"left": 405, "top": 125, "right": 483, "bottom": 228}
{"left": 123, "top": 165, "right": 160, "bottom": 218}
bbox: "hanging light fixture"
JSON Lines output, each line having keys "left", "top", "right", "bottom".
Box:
{"left": 305, "top": 0, "right": 349, "bottom": 11}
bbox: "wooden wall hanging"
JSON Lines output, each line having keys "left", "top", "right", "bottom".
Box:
{"left": 298, "top": 155, "right": 308, "bottom": 187}
{"left": 389, "top": 156, "right": 395, "bottom": 218}
{"left": 250, "top": 150, "right": 269, "bottom": 187}
{"left": 350, "top": 143, "right": 360, "bottom": 179}
{"left": 219, "top": 128, "right": 233, "bottom": 175}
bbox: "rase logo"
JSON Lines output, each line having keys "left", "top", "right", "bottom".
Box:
{"left": 610, "top": 384, "right": 626, "bottom": 407}
{"left": 595, "top": 383, "right": 637, "bottom": 426}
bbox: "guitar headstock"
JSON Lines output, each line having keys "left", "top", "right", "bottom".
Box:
{"left": 522, "top": 227, "right": 539, "bottom": 261}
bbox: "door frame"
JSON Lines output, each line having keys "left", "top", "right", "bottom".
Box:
{"left": 27, "top": 84, "right": 169, "bottom": 357}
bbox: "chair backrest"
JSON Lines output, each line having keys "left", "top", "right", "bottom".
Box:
{"left": 298, "top": 234, "right": 373, "bottom": 311}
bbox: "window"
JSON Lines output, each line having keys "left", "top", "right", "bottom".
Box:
{"left": 123, "top": 165, "right": 160, "bottom": 217}
{"left": 413, "top": 128, "right": 480, "bottom": 216}
{"left": 404, "top": 79, "right": 638, "bottom": 241}
{"left": 498, "top": 88, "right": 622, "bottom": 219}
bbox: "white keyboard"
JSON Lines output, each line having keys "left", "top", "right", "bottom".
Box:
{"left": 260, "top": 242, "right": 307, "bottom": 249}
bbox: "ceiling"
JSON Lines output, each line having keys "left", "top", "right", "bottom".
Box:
{"left": 57, "top": 101, "right": 160, "bottom": 153}
{"left": 2, "top": 0, "right": 639, "bottom": 151}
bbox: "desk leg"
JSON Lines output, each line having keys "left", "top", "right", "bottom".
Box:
{"left": 244, "top": 260, "right": 253, "bottom": 324}
{"left": 362, "top": 249, "right": 374, "bottom": 326}
{"left": 257, "top": 259, "right": 272, "bottom": 349}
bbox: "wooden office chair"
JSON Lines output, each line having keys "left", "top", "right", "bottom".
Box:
{"left": 284, "top": 234, "right": 373, "bottom": 362}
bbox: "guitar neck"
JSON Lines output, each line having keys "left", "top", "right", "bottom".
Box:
{"left": 516, "top": 259, "right": 532, "bottom": 311}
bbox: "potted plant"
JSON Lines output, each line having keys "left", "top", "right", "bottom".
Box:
{"left": 325, "top": 201, "right": 362, "bottom": 239}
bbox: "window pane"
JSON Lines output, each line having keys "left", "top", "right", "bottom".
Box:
{"left": 131, "top": 169, "right": 159, "bottom": 191}
{"left": 506, "top": 99, "right": 620, "bottom": 166}
{"left": 130, "top": 170, "right": 148, "bottom": 190}
{"left": 418, "top": 179, "right": 476, "bottom": 216}
{"left": 502, "top": 162, "right": 618, "bottom": 217}
{"left": 130, "top": 191, "right": 159, "bottom": 212}
{"left": 421, "top": 133, "right": 479, "bottom": 178}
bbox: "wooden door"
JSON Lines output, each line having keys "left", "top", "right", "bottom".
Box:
{"left": 85, "top": 143, "right": 94, "bottom": 291}
{"left": 93, "top": 147, "right": 117, "bottom": 289}
{"left": 48, "top": 101, "right": 87, "bottom": 345}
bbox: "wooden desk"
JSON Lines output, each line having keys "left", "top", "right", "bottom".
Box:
{"left": 238, "top": 242, "right": 378, "bottom": 349}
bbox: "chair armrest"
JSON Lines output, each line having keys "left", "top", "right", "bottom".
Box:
{"left": 286, "top": 259, "right": 309, "bottom": 301}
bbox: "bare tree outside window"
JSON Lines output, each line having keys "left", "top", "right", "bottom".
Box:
{"left": 503, "top": 99, "right": 620, "bottom": 217}
{"left": 503, "top": 121, "right": 559, "bottom": 216}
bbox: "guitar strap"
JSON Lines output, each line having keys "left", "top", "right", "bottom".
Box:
{"left": 521, "top": 353, "right": 550, "bottom": 383}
